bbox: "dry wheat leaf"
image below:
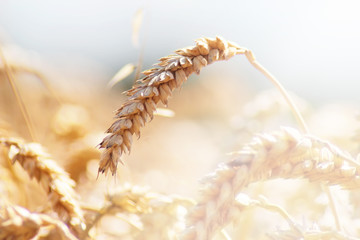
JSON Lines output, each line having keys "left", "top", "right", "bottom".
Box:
{"left": 132, "top": 8, "right": 143, "bottom": 48}
{"left": 107, "top": 63, "right": 135, "bottom": 89}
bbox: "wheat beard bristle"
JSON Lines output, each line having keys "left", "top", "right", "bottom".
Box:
{"left": 98, "top": 36, "right": 245, "bottom": 176}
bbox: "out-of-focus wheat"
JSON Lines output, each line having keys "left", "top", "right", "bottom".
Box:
{"left": 0, "top": 205, "right": 78, "bottom": 240}
{"left": 51, "top": 104, "right": 89, "bottom": 140}
{"left": 98, "top": 36, "right": 246, "bottom": 175}
{"left": 85, "top": 184, "right": 194, "bottom": 239}
{"left": 0, "top": 63, "right": 44, "bottom": 81}
{"left": 0, "top": 137, "right": 85, "bottom": 237}
{"left": 181, "top": 127, "right": 360, "bottom": 240}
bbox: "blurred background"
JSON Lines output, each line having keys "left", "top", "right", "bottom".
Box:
{"left": 1, "top": 0, "right": 360, "bottom": 103}
{"left": 1, "top": 1, "right": 360, "bottom": 239}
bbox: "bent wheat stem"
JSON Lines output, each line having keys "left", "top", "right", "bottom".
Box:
{"left": 243, "top": 50, "right": 309, "bottom": 134}
{"left": 235, "top": 194, "right": 302, "bottom": 235}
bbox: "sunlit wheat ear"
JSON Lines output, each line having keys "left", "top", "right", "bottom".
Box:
{"left": 181, "top": 127, "right": 360, "bottom": 240}
{"left": 0, "top": 205, "right": 78, "bottom": 240}
{"left": 0, "top": 137, "right": 85, "bottom": 237}
{"left": 99, "top": 36, "right": 246, "bottom": 176}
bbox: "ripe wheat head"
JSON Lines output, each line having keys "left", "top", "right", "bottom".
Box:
{"left": 98, "top": 36, "right": 248, "bottom": 176}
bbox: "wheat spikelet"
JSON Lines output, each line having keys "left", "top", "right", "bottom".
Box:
{"left": 0, "top": 137, "right": 85, "bottom": 237}
{"left": 0, "top": 205, "right": 78, "bottom": 240}
{"left": 181, "top": 127, "right": 360, "bottom": 240}
{"left": 98, "top": 36, "right": 247, "bottom": 175}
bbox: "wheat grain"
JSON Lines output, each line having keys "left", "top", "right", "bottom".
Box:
{"left": 181, "top": 127, "right": 360, "bottom": 240}
{"left": 0, "top": 137, "right": 85, "bottom": 237}
{"left": 98, "top": 36, "right": 246, "bottom": 175}
{"left": 0, "top": 205, "right": 78, "bottom": 240}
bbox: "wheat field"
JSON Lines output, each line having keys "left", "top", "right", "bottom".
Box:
{"left": 1, "top": 20, "right": 360, "bottom": 240}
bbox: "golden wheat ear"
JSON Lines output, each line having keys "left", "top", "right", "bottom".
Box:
{"left": 0, "top": 137, "right": 85, "bottom": 237}
{"left": 98, "top": 36, "right": 246, "bottom": 176}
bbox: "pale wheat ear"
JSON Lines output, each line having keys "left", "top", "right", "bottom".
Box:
{"left": 181, "top": 127, "right": 360, "bottom": 240}
{"left": 241, "top": 48, "right": 344, "bottom": 230}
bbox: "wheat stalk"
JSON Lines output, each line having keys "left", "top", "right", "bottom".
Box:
{"left": 0, "top": 48, "right": 38, "bottom": 141}
{"left": 0, "top": 205, "right": 78, "bottom": 240}
{"left": 0, "top": 137, "right": 85, "bottom": 237}
{"left": 181, "top": 127, "right": 360, "bottom": 240}
{"left": 98, "top": 36, "right": 246, "bottom": 175}
{"left": 235, "top": 194, "right": 359, "bottom": 240}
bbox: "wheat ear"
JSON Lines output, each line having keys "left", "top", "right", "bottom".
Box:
{"left": 98, "top": 36, "right": 246, "bottom": 175}
{"left": 0, "top": 205, "right": 78, "bottom": 240}
{"left": 181, "top": 127, "right": 360, "bottom": 240}
{"left": 0, "top": 137, "right": 85, "bottom": 237}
